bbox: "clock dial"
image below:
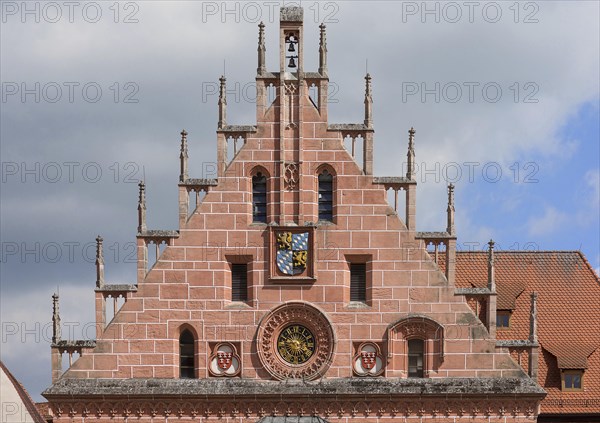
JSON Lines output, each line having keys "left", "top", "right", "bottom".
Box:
{"left": 276, "top": 324, "right": 316, "bottom": 365}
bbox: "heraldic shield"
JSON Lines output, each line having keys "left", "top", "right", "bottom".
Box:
{"left": 276, "top": 232, "right": 309, "bottom": 275}
{"left": 217, "top": 351, "right": 233, "bottom": 370}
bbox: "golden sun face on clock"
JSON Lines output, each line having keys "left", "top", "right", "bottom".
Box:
{"left": 277, "top": 324, "right": 316, "bottom": 365}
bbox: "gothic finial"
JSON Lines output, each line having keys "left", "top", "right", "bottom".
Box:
{"left": 257, "top": 22, "right": 266, "bottom": 75}
{"left": 529, "top": 292, "right": 538, "bottom": 343}
{"left": 318, "top": 23, "right": 328, "bottom": 76}
{"left": 95, "top": 235, "right": 104, "bottom": 288}
{"left": 219, "top": 76, "right": 226, "bottom": 96}
{"left": 446, "top": 183, "right": 455, "bottom": 236}
{"left": 179, "top": 129, "right": 189, "bottom": 183}
{"left": 52, "top": 293, "right": 61, "bottom": 344}
{"left": 365, "top": 73, "right": 372, "bottom": 97}
{"left": 218, "top": 76, "right": 227, "bottom": 129}
{"left": 138, "top": 181, "right": 146, "bottom": 234}
{"left": 96, "top": 235, "right": 103, "bottom": 253}
{"left": 364, "top": 73, "right": 373, "bottom": 128}
{"left": 487, "top": 239, "right": 496, "bottom": 290}
{"left": 138, "top": 180, "right": 145, "bottom": 203}
{"left": 406, "top": 127, "right": 416, "bottom": 180}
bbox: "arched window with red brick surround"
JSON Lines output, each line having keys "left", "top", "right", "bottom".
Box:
{"left": 179, "top": 329, "right": 196, "bottom": 378}
{"left": 387, "top": 316, "right": 444, "bottom": 378}
{"left": 316, "top": 165, "right": 336, "bottom": 222}
{"left": 251, "top": 168, "right": 269, "bottom": 223}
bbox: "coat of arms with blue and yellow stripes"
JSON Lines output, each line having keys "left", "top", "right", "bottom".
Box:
{"left": 276, "top": 232, "right": 309, "bottom": 275}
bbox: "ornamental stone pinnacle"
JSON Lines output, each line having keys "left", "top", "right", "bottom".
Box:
{"left": 530, "top": 292, "right": 538, "bottom": 343}
{"left": 179, "top": 129, "right": 188, "bottom": 183}
{"left": 52, "top": 292, "right": 61, "bottom": 344}
{"left": 319, "top": 23, "right": 327, "bottom": 76}
{"left": 488, "top": 239, "right": 496, "bottom": 291}
{"left": 258, "top": 22, "right": 266, "bottom": 75}
{"left": 407, "top": 127, "right": 416, "bottom": 180}
{"left": 364, "top": 73, "right": 373, "bottom": 128}
{"left": 447, "top": 183, "right": 455, "bottom": 236}
{"left": 95, "top": 235, "right": 104, "bottom": 288}
{"left": 218, "top": 76, "right": 227, "bottom": 129}
{"left": 138, "top": 181, "right": 146, "bottom": 234}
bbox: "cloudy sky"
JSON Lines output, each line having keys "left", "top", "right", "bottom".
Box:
{"left": 1, "top": 0, "right": 598, "bottom": 401}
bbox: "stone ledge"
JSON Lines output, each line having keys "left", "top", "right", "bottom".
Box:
{"left": 181, "top": 178, "right": 218, "bottom": 186}
{"left": 497, "top": 340, "right": 539, "bottom": 348}
{"left": 416, "top": 231, "right": 457, "bottom": 240}
{"left": 218, "top": 125, "right": 257, "bottom": 133}
{"left": 95, "top": 284, "right": 137, "bottom": 293}
{"left": 455, "top": 288, "right": 495, "bottom": 295}
{"left": 51, "top": 340, "right": 96, "bottom": 349}
{"left": 137, "top": 230, "right": 180, "bottom": 238}
{"left": 328, "top": 123, "right": 372, "bottom": 132}
{"left": 304, "top": 72, "right": 327, "bottom": 79}
{"left": 373, "top": 176, "right": 416, "bottom": 185}
{"left": 43, "top": 377, "right": 545, "bottom": 397}
{"left": 256, "top": 72, "right": 327, "bottom": 80}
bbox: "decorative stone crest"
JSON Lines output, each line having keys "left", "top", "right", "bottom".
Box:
{"left": 353, "top": 342, "right": 384, "bottom": 376}
{"left": 256, "top": 302, "right": 334, "bottom": 380}
{"left": 276, "top": 231, "right": 309, "bottom": 276}
{"left": 208, "top": 342, "right": 241, "bottom": 377}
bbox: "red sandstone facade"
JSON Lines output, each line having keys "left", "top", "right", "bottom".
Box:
{"left": 40, "top": 6, "right": 587, "bottom": 423}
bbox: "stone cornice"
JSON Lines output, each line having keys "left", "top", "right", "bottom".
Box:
{"left": 42, "top": 378, "right": 545, "bottom": 420}
{"left": 43, "top": 377, "right": 545, "bottom": 398}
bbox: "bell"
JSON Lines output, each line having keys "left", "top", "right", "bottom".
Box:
{"left": 288, "top": 42, "right": 296, "bottom": 53}
{"left": 288, "top": 57, "right": 297, "bottom": 68}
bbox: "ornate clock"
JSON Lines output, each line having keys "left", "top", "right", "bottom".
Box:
{"left": 277, "top": 324, "right": 315, "bottom": 365}
{"left": 257, "top": 302, "right": 335, "bottom": 380}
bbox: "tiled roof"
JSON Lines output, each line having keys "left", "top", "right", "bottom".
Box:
{"left": 439, "top": 251, "right": 600, "bottom": 367}
{"left": 0, "top": 360, "right": 47, "bottom": 423}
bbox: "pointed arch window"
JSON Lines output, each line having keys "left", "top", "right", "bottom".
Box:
{"left": 318, "top": 169, "right": 333, "bottom": 222}
{"left": 252, "top": 172, "right": 267, "bottom": 223}
{"left": 179, "top": 330, "right": 195, "bottom": 378}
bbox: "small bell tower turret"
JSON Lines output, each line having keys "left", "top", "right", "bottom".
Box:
{"left": 279, "top": 7, "right": 303, "bottom": 74}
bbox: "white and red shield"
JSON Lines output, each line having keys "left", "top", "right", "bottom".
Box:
{"left": 217, "top": 351, "right": 233, "bottom": 370}
{"left": 360, "top": 351, "right": 377, "bottom": 370}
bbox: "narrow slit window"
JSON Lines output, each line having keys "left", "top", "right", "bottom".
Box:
{"left": 252, "top": 173, "right": 267, "bottom": 223}
{"left": 318, "top": 169, "right": 333, "bottom": 221}
{"left": 232, "top": 263, "right": 248, "bottom": 302}
{"left": 179, "top": 330, "right": 195, "bottom": 378}
{"left": 408, "top": 339, "right": 424, "bottom": 378}
{"left": 350, "top": 263, "right": 366, "bottom": 302}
